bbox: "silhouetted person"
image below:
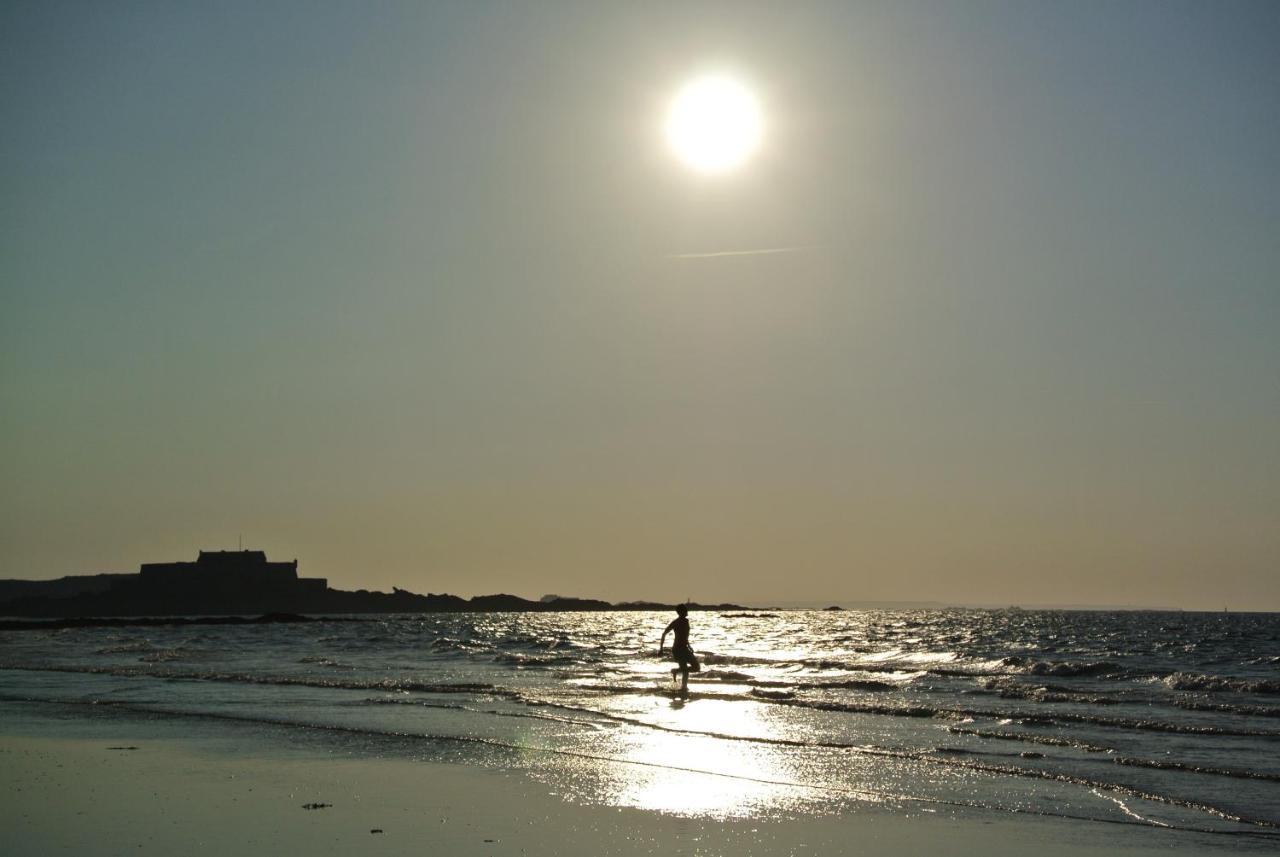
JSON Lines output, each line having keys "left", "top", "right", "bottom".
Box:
{"left": 658, "top": 604, "right": 699, "bottom": 691}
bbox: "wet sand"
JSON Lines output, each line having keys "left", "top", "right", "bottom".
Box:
{"left": 0, "top": 728, "right": 1232, "bottom": 857}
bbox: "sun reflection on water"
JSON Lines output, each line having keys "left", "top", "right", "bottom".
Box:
{"left": 520, "top": 611, "right": 937, "bottom": 819}
{"left": 596, "top": 697, "right": 811, "bottom": 818}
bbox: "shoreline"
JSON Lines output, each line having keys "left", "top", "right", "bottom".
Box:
{"left": 5, "top": 606, "right": 1277, "bottom": 633}
{"left": 1, "top": 701, "right": 1262, "bottom": 856}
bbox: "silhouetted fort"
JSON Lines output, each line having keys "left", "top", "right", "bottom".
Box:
{"left": 140, "top": 550, "right": 326, "bottom": 596}
{"left": 0, "top": 549, "right": 745, "bottom": 620}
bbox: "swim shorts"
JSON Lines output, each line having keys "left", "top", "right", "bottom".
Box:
{"left": 673, "top": 643, "right": 701, "bottom": 672}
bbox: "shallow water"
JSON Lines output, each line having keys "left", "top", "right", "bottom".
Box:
{"left": 2, "top": 610, "right": 1277, "bottom": 845}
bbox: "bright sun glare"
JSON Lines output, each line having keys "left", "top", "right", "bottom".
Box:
{"left": 665, "top": 74, "right": 762, "bottom": 174}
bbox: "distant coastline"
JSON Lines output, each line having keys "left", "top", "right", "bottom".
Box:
{"left": 2, "top": 550, "right": 1251, "bottom": 621}
{"left": 0, "top": 549, "right": 746, "bottom": 621}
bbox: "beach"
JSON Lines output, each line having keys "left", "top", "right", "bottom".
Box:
{"left": 1, "top": 714, "right": 1235, "bottom": 857}
{"left": 3, "top": 609, "right": 1278, "bottom": 855}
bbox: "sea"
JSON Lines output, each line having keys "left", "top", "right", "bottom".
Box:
{"left": 2, "top": 609, "right": 1278, "bottom": 850}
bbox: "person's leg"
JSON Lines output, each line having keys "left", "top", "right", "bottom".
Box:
{"left": 679, "top": 667, "right": 689, "bottom": 691}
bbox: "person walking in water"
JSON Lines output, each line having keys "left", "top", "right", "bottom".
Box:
{"left": 658, "top": 604, "right": 700, "bottom": 691}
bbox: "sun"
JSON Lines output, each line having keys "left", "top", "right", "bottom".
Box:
{"left": 665, "top": 74, "right": 762, "bottom": 174}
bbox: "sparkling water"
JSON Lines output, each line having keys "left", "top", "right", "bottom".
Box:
{"left": 2, "top": 609, "right": 1277, "bottom": 846}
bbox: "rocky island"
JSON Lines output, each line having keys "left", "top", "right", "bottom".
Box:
{"left": 0, "top": 549, "right": 746, "bottom": 623}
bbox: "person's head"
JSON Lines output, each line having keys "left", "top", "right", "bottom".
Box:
{"left": 676, "top": 604, "right": 688, "bottom": 617}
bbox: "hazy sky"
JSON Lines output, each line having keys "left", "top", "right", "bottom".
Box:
{"left": 3, "top": 1, "right": 1277, "bottom": 609}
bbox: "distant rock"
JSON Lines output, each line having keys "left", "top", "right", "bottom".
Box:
{"left": 824, "top": 605, "right": 844, "bottom": 611}
{"left": 0, "top": 573, "right": 132, "bottom": 603}
{"left": 0, "top": 548, "right": 748, "bottom": 620}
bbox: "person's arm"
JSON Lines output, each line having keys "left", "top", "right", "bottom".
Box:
{"left": 658, "top": 620, "right": 675, "bottom": 654}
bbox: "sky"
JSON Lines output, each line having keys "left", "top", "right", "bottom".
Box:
{"left": 2, "top": 1, "right": 1277, "bottom": 609}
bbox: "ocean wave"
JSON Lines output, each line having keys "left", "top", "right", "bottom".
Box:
{"left": 429, "top": 637, "right": 483, "bottom": 653}
{"left": 297, "top": 656, "right": 353, "bottom": 669}
{"left": 695, "top": 652, "right": 1058, "bottom": 681}
{"left": 975, "top": 677, "right": 1123, "bottom": 706}
{"left": 946, "top": 725, "right": 1115, "bottom": 753}
{"left": 773, "top": 699, "right": 948, "bottom": 719}
{"left": 762, "top": 695, "right": 1280, "bottom": 737}
{"left": 492, "top": 653, "right": 582, "bottom": 667}
{"left": 94, "top": 642, "right": 156, "bottom": 655}
{"left": 0, "top": 663, "right": 509, "bottom": 697}
{"left": 1024, "top": 660, "right": 1125, "bottom": 678}
{"left": 806, "top": 679, "right": 899, "bottom": 692}
{"left": 137, "top": 647, "right": 199, "bottom": 663}
{"left": 94, "top": 641, "right": 206, "bottom": 662}
{"left": 820, "top": 657, "right": 1123, "bottom": 681}
{"left": 858, "top": 649, "right": 959, "bottom": 665}
{"left": 1172, "top": 699, "right": 1280, "bottom": 718}
{"left": 701, "top": 653, "right": 796, "bottom": 667}
{"left": 1112, "top": 756, "right": 1280, "bottom": 782}
{"left": 696, "top": 669, "right": 759, "bottom": 683}
{"left": 1162, "top": 672, "right": 1280, "bottom": 695}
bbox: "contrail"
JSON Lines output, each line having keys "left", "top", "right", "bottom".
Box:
{"left": 667, "top": 245, "right": 810, "bottom": 260}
